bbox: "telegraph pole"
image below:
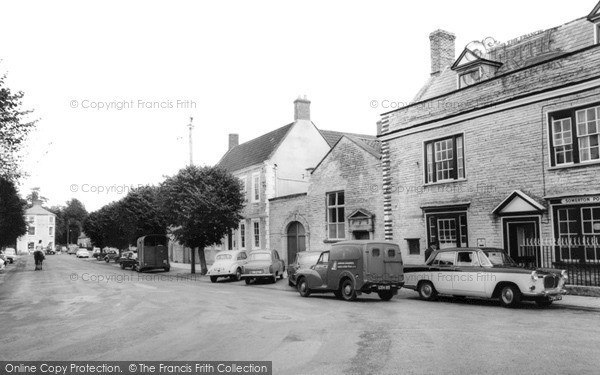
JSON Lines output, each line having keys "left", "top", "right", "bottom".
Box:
{"left": 188, "top": 116, "right": 194, "bottom": 166}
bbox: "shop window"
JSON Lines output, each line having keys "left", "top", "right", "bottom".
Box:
{"left": 553, "top": 204, "right": 600, "bottom": 262}
{"left": 424, "top": 135, "right": 465, "bottom": 183}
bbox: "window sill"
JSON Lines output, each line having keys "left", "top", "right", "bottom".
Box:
{"left": 423, "top": 178, "right": 467, "bottom": 187}
{"left": 323, "top": 239, "right": 344, "bottom": 244}
{"left": 548, "top": 161, "right": 600, "bottom": 171}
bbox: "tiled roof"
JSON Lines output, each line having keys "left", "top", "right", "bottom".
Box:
{"left": 216, "top": 123, "right": 294, "bottom": 172}
{"left": 25, "top": 204, "right": 55, "bottom": 216}
{"left": 320, "top": 130, "right": 377, "bottom": 148}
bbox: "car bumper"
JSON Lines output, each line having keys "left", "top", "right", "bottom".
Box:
{"left": 522, "top": 288, "right": 567, "bottom": 299}
{"left": 241, "top": 272, "right": 274, "bottom": 278}
{"left": 207, "top": 270, "right": 234, "bottom": 276}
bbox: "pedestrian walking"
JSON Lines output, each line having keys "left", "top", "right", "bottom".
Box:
{"left": 34, "top": 240, "right": 45, "bottom": 271}
{"left": 424, "top": 241, "right": 438, "bottom": 263}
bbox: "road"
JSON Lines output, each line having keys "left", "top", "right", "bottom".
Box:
{"left": 1, "top": 254, "right": 599, "bottom": 374}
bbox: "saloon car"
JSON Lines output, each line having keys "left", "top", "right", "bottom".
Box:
{"left": 3, "top": 248, "right": 16, "bottom": 264}
{"left": 241, "top": 250, "right": 285, "bottom": 284}
{"left": 404, "top": 247, "right": 568, "bottom": 308}
{"left": 207, "top": 250, "right": 248, "bottom": 282}
{"left": 118, "top": 251, "right": 138, "bottom": 270}
{"left": 75, "top": 248, "right": 90, "bottom": 258}
{"left": 295, "top": 241, "right": 405, "bottom": 301}
{"left": 103, "top": 250, "right": 120, "bottom": 263}
{"left": 287, "top": 251, "right": 322, "bottom": 287}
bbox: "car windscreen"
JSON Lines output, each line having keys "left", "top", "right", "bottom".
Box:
{"left": 482, "top": 251, "right": 518, "bottom": 266}
{"left": 216, "top": 254, "right": 232, "bottom": 260}
{"left": 298, "top": 253, "right": 321, "bottom": 266}
{"left": 249, "top": 253, "right": 271, "bottom": 261}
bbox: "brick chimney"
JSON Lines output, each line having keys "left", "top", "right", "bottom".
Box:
{"left": 294, "top": 95, "right": 311, "bottom": 121}
{"left": 429, "top": 29, "right": 456, "bottom": 77}
{"left": 228, "top": 134, "right": 239, "bottom": 150}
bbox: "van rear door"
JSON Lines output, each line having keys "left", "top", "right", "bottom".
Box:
{"left": 366, "top": 244, "right": 403, "bottom": 283}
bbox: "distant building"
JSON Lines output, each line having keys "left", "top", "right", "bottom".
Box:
{"left": 16, "top": 199, "right": 56, "bottom": 254}
{"left": 77, "top": 233, "right": 91, "bottom": 248}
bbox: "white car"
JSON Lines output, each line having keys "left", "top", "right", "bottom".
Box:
{"left": 207, "top": 250, "right": 248, "bottom": 283}
{"left": 76, "top": 249, "right": 90, "bottom": 258}
{"left": 3, "top": 248, "right": 17, "bottom": 263}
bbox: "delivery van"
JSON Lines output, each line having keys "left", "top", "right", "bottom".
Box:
{"left": 294, "top": 240, "right": 404, "bottom": 301}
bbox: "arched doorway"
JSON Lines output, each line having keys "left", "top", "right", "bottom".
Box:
{"left": 287, "top": 221, "right": 306, "bottom": 265}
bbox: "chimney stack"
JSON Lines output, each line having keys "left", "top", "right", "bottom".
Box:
{"left": 429, "top": 29, "right": 456, "bottom": 77}
{"left": 294, "top": 95, "right": 311, "bottom": 121}
{"left": 228, "top": 133, "right": 239, "bottom": 150}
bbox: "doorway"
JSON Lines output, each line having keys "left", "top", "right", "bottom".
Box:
{"left": 287, "top": 221, "right": 306, "bottom": 265}
{"left": 503, "top": 217, "right": 539, "bottom": 265}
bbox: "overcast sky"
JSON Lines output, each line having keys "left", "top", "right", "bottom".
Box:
{"left": 2, "top": 0, "right": 596, "bottom": 212}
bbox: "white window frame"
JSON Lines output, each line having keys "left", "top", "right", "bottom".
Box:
{"left": 424, "top": 134, "right": 466, "bottom": 184}
{"left": 27, "top": 216, "right": 35, "bottom": 224}
{"left": 49, "top": 227, "right": 54, "bottom": 236}
{"left": 28, "top": 226, "right": 36, "bottom": 236}
{"left": 252, "top": 219, "right": 260, "bottom": 249}
{"left": 49, "top": 216, "right": 55, "bottom": 224}
{"left": 239, "top": 222, "right": 246, "bottom": 249}
{"left": 327, "top": 191, "right": 346, "bottom": 240}
{"left": 251, "top": 172, "right": 260, "bottom": 203}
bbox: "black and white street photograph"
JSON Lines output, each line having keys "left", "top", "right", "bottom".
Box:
{"left": 1, "top": 1, "right": 600, "bottom": 374}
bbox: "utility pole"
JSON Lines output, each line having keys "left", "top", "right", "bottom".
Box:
{"left": 188, "top": 116, "right": 194, "bottom": 166}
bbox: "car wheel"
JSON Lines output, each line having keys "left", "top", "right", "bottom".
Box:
{"left": 340, "top": 278, "right": 357, "bottom": 301}
{"left": 535, "top": 299, "right": 553, "bottom": 308}
{"left": 105, "top": 258, "right": 109, "bottom": 263}
{"left": 245, "top": 278, "right": 251, "bottom": 285}
{"left": 288, "top": 279, "right": 294, "bottom": 287}
{"left": 234, "top": 268, "right": 242, "bottom": 281}
{"left": 297, "top": 278, "right": 311, "bottom": 297}
{"left": 499, "top": 285, "right": 522, "bottom": 308}
{"left": 378, "top": 290, "right": 394, "bottom": 301}
{"left": 418, "top": 281, "right": 437, "bottom": 301}
{"left": 120, "top": 263, "right": 125, "bottom": 269}
{"left": 210, "top": 276, "right": 218, "bottom": 283}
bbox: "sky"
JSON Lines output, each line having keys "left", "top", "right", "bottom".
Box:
{"left": 1, "top": 0, "right": 596, "bottom": 212}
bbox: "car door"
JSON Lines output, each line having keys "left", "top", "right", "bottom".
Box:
{"left": 429, "top": 251, "right": 456, "bottom": 293}
{"left": 452, "top": 250, "right": 487, "bottom": 297}
{"left": 313, "top": 251, "right": 329, "bottom": 288}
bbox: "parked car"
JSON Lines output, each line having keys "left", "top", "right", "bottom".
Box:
{"left": 91, "top": 248, "right": 102, "bottom": 259}
{"left": 295, "top": 240, "right": 405, "bottom": 301}
{"left": 241, "top": 250, "right": 285, "bottom": 284}
{"left": 67, "top": 245, "right": 78, "bottom": 255}
{"left": 46, "top": 247, "right": 56, "bottom": 255}
{"left": 403, "top": 248, "right": 568, "bottom": 308}
{"left": 0, "top": 252, "right": 9, "bottom": 267}
{"left": 61, "top": 246, "right": 68, "bottom": 253}
{"left": 76, "top": 248, "right": 90, "bottom": 258}
{"left": 118, "top": 251, "right": 138, "bottom": 270}
{"left": 103, "top": 250, "right": 120, "bottom": 263}
{"left": 288, "top": 251, "right": 322, "bottom": 287}
{"left": 207, "top": 250, "right": 248, "bottom": 282}
{"left": 3, "top": 248, "right": 17, "bottom": 264}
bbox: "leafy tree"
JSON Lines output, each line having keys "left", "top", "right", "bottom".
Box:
{"left": 118, "top": 185, "right": 167, "bottom": 244}
{"left": 83, "top": 202, "right": 128, "bottom": 250}
{"left": 159, "top": 165, "right": 244, "bottom": 274}
{"left": 0, "top": 177, "right": 27, "bottom": 248}
{"left": 26, "top": 187, "right": 48, "bottom": 205}
{"left": 0, "top": 69, "right": 37, "bottom": 182}
{"left": 62, "top": 198, "right": 88, "bottom": 243}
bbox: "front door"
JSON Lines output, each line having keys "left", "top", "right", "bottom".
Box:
{"left": 287, "top": 221, "right": 306, "bottom": 266}
{"left": 504, "top": 218, "right": 539, "bottom": 266}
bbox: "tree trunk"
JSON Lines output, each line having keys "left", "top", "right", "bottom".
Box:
{"left": 190, "top": 246, "right": 196, "bottom": 274}
{"left": 198, "top": 247, "right": 208, "bottom": 275}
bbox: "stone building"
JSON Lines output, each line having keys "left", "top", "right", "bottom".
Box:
{"left": 269, "top": 132, "right": 381, "bottom": 264}
{"left": 378, "top": 3, "right": 600, "bottom": 265}
{"left": 16, "top": 199, "right": 56, "bottom": 254}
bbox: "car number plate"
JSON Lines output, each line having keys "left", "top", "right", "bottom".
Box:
{"left": 377, "top": 285, "right": 390, "bottom": 290}
{"left": 550, "top": 295, "right": 562, "bottom": 301}
{"left": 251, "top": 270, "right": 262, "bottom": 274}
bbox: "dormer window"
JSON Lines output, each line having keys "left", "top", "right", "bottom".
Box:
{"left": 452, "top": 46, "right": 502, "bottom": 89}
{"left": 458, "top": 68, "right": 482, "bottom": 89}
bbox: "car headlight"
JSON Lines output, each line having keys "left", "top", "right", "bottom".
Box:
{"left": 561, "top": 270, "right": 568, "bottom": 280}
{"left": 531, "top": 271, "right": 539, "bottom": 280}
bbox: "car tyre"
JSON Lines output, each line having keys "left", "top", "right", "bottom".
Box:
{"left": 297, "top": 278, "right": 311, "bottom": 297}
{"left": 499, "top": 285, "right": 522, "bottom": 308}
{"left": 245, "top": 278, "right": 251, "bottom": 285}
{"left": 234, "top": 268, "right": 242, "bottom": 281}
{"left": 418, "top": 281, "right": 437, "bottom": 301}
{"left": 535, "top": 298, "right": 553, "bottom": 308}
{"left": 378, "top": 290, "right": 394, "bottom": 301}
{"left": 120, "top": 263, "right": 125, "bottom": 269}
{"left": 340, "top": 278, "right": 357, "bottom": 301}
{"left": 210, "top": 276, "right": 218, "bottom": 283}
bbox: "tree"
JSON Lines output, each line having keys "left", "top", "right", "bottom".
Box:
{"left": 26, "top": 187, "right": 48, "bottom": 205}
{"left": 159, "top": 165, "right": 244, "bottom": 274}
{"left": 0, "top": 69, "right": 37, "bottom": 182}
{"left": 0, "top": 177, "right": 27, "bottom": 248}
{"left": 62, "top": 198, "right": 88, "bottom": 243}
{"left": 117, "top": 185, "right": 167, "bottom": 244}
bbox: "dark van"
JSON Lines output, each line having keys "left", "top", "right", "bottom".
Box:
{"left": 134, "top": 235, "right": 170, "bottom": 272}
{"left": 294, "top": 240, "right": 404, "bottom": 301}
